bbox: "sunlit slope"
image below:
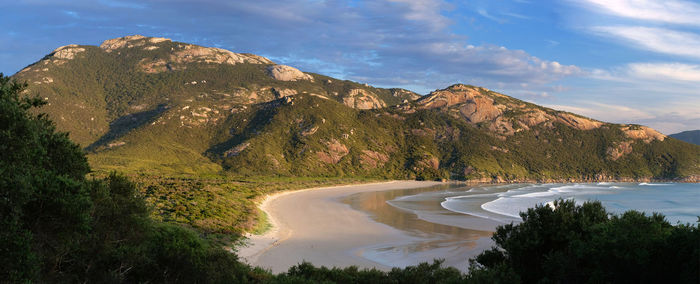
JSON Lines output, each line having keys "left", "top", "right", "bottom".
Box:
{"left": 13, "top": 35, "right": 700, "bottom": 180}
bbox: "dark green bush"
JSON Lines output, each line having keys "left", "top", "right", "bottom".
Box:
{"left": 467, "top": 199, "right": 700, "bottom": 283}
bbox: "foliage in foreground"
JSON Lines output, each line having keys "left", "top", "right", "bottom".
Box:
{"left": 272, "top": 260, "right": 465, "bottom": 284}
{"left": 468, "top": 199, "right": 700, "bottom": 283}
{"left": 0, "top": 74, "right": 262, "bottom": 282}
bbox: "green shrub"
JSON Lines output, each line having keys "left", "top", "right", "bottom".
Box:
{"left": 467, "top": 199, "right": 700, "bottom": 283}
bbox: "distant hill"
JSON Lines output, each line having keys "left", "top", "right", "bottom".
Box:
{"left": 12, "top": 35, "right": 700, "bottom": 181}
{"left": 669, "top": 130, "right": 700, "bottom": 145}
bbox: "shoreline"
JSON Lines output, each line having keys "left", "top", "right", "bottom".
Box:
{"left": 237, "top": 180, "right": 479, "bottom": 273}
{"left": 236, "top": 179, "right": 697, "bottom": 274}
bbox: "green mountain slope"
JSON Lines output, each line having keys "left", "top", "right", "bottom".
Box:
{"left": 669, "top": 130, "right": 700, "bottom": 145}
{"left": 12, "top": 35, "right": 700, "bottom": 181}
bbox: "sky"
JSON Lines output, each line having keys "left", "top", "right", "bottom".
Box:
{"left": 1, "top": 0, "right": 698, "bottom": 133}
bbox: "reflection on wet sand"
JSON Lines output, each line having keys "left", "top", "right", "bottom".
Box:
{"left": 342, "top": 184, "right": 497, "bottom": 270}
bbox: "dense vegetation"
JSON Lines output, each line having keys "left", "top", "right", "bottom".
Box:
{"left": 0, "top": 74, "right": 261, "bottom": 282}
{"left": 13, "top": 36, "right": 699, "bottom": 182}
{"left": 215, "top": 95, "right": 700, "bottom": 181}
{"left": 468, "top": 199, "right": 699, "bottom": 283}
{"left": 122, "top": 174, "right": 376, "bottom": 241}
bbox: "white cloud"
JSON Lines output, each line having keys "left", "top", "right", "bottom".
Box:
{"left": 545, "top": 102, "right": 654, "bottom": 121}
{"left": 593, "top": 26, "right": 700, "bottom": 59}
{"left": 589, "top": 62, "right": 700, "bottom": 82}
{"left": 388, "top": 0, "right": 451, "bottom": 31}
{"left": 500, "top": 11, "right": 531, "bottom": 20}
{"left": 626, "top": 63, "right": 700, "bottom": 82}
{"left": 477, "top": 9, "right": 505, "bottom": 23}
{"left": 543, "top": 101, "right": 700, "bottom": 133}
{"left": 577, "top": 0, "right": 700, "bottom": 26}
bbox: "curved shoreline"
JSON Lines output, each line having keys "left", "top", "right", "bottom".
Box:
{"left": 237, "top": 180, "right": 469, "bottom": 273}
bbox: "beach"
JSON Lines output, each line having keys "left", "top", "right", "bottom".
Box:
{"left": 237, "top": 181, "right": 496, "bottom": 273}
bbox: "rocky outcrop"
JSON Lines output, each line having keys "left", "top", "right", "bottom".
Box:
{"left": 300, "top": 126, "right": 319, "bottom": 136}
{"left": 416, "top": 84, "right": 605, "bottom": 137}
{"left": 360, "top": 150, "right": 389, "bottom": 169}
{"left": 457, "top": 96, "right": 503, "bottom": 123}
{"left": 50, "top": 45, "right": 86, "bottom": 60}
{"left": 138, "top": 58, "right": 170, "bottom": 73}
{"left": 391, "top": 88, "right": 421, "bottom": 101}
{"left": 100, "top": 35, "right": 171, "bottom": 52}
{"left": 172, "top": 45, "right": 271, "bottom": 65}
{"left": 266, "top": 65, "right": 313, "bottom": 81}
{"left": 606, "top": 140, "right": 634, "bottom": 160}
{"left": 519, "top": 109, "right": 550, "bottom": 128}
{"left": 417, "top": 84, "right": 484, "bottom": 109}
{"left": 100, "top": 35, "right": 272, "bottom": 73}
{"left": 622, "top": 125, "right": 665, "bottom": 143}
{"left": 555, "top": 113, "right": 602, "bottom": 130}
{"left": 272, "top": 88, "right": 298, "bottom": 98}
{"left": 225, "top": 142, "right": 250, "bottom": 157}
{"left": 342, "top": 89, "right": 386, "bottom": 109}
{"left": 317, "top": 139, "right": 349, "bottom": 164}
{"left": 101, "top": 35, "right": 147, "bottom": 51}
{"left": 414, "top": 156, "right": 440, "bottom": 171}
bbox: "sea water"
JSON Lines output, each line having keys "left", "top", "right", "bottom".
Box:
{"left": 419, "top": 182, "right": 699, "bottom": 225}
{"left": 344, "top": 182, "right": 699, "bottom": 271}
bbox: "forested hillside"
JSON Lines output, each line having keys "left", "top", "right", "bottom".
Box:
{"left": 12, "top": 35, "right": 700, "bottom": 181}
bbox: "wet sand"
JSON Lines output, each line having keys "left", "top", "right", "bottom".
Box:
{"left": 237, "top": 180, "right": 496, "bottom": 273}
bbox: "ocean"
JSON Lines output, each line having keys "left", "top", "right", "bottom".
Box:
{"left": 343, "top": 182, "right": 699, "bottom": 270}
{"left": 437, "top": 182, "right": 700, "bottom": 225}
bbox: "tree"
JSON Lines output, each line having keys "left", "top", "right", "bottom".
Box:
{"left": 467, "top": 199, "right": 700, "bottom": 283}
{"left": 0, "top": 73, "right": 91, "bottom": 281}
{"left": 0, "top": 73, "right": 263, "bottom": 283}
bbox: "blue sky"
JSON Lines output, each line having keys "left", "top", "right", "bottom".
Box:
{"left": 1, "top": 0, "right": 698, "bottom": 133}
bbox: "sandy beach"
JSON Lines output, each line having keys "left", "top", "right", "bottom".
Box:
{"left": 237, "top": 180, "right": 496, "bottom": 274}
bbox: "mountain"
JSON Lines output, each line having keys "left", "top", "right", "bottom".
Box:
{"left": 669, "top": 130, "right": 700, "bottom": 146}
{"left": 12, "top": 35, "right": 700, "bottom": 181}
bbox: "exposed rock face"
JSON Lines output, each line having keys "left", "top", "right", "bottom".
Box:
{"left": 138, "top": 58, "right": 170, "bottom": 73}
{"left": 342, "top": 89, "right": 387, "bottom": 109}
{"left": 415, "top": 156, "right": 440, "bottom": 171}
{"left": 418, "top": 84, "right": 484, "bottom": 109}
{"left": 101, "top": 35, "right": 272, "bottom": 73}
{"left": 100, "top": 35, "right": 173, "bottom": 52}
{"left": 622, "top": 125, "right": 665, "bottom": 143}
{"left": 417, "top": 84, "right": 604, "bottom": 137}
{"left": 172, "top": 45, "right": 271, "bottom": 65}
{"left": 225, "top": 142, "right": 250, "bottom": 157}
{"left": 607, "top": 141, "right": 634, "bottom": 161}
{"left": 555, "top": 113, "right": 602, "bottom": 130}
{"left": 300, "top": 126, "right": 319, "bottom": 136}
{"left": 317, "top": 139, "right": 349, "bottom": 164}
{"left": 519, "top": 109, "right": 550, "bottom": 127}
{"left": 458, "top": 96, "right": 503, "bottom": 123}
{"left": 360, "top": 150, "right": 389, "bottom": 169}
{"left": 149, "top": 37, "right": 169, "bottom": 44}
{"left": 391, "top": 88, "right": 421, "bottom": 101}
{"left": 50, "top": 45, "right": 86, "bottom": 60}
{"left": 100, "top": 35, "right": 153, "bottom": 51}
{"left": 272, "top": 88, "right": 297, "bottom": 98}
{"left": 266, "top": 65, "right": 313, "bottom": 81}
